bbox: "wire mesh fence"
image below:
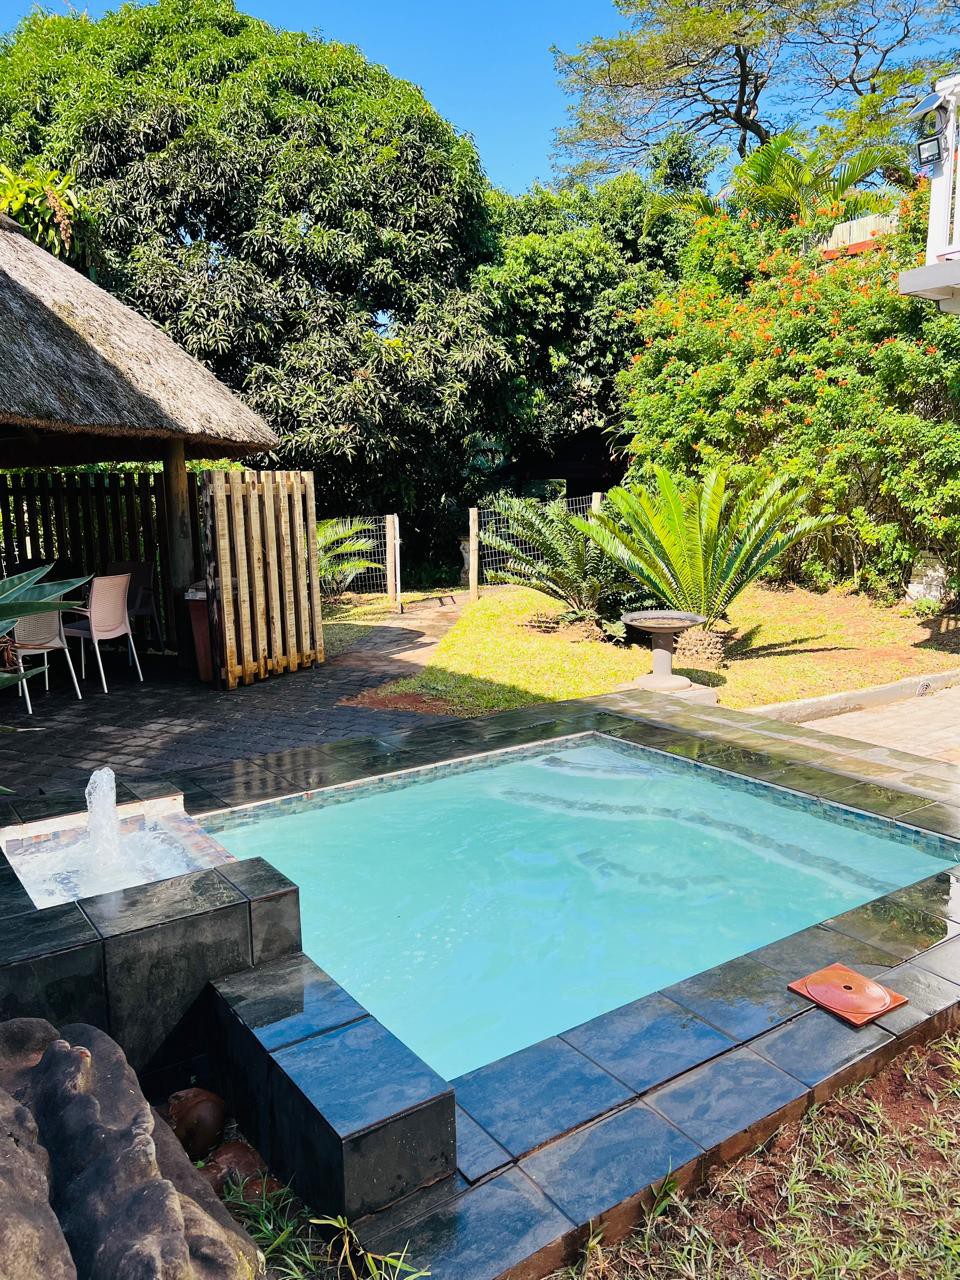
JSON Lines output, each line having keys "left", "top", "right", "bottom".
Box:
{"left": 319, "top": 513, "right": 391, "bottom": 596}
{"left": 476, "top": 492, "right": 600, "bottom": 586}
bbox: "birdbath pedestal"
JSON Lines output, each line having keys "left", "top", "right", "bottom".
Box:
{"left": 622, "top": 610, "right": 707, "bottom": 692}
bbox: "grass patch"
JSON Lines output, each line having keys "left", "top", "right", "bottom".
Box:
{"left": 388, "top": 588, "right": 647, "bottom": 714}
{"left": 383, "top": 584, "right": 960, "bottom": 715}
{"left": 552, "top": 1029, "right": 960, "bottom": 1280}
{"left": 222, "top": 1182, "right": 428, "bottom": 1278}
{"left": 321, "top": 591, "right": 447, "bottom": 660}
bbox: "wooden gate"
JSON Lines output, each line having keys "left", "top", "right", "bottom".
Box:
{"left": 201, "top": 470, "right": 324, "bottom": 689}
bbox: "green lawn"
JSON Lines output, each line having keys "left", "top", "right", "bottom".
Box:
{"left": 377, "top": 583, "right": 960, "bottom": 715}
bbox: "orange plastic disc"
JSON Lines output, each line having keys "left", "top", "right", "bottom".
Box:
{"left": 787, "top": 963, "right": 908, "bottom": 1026}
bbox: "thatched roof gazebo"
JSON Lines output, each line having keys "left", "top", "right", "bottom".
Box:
{"left": 0, "top": 213, "right": 277, "bottom": 650}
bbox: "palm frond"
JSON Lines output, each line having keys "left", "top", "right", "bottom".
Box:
{"left": 578, "top": 471, "right": 835, "bottom": 627}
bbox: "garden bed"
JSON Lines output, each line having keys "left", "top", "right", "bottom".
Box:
{"left": 364, "top": 584, "right": 960, "bottom": 716}
{"left": 547, "top": 1027, "right": 960, "bottom": 1280}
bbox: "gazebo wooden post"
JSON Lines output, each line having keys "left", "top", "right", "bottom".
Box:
{"left": 162, "top": 439, "right": 195, "bottom": 663}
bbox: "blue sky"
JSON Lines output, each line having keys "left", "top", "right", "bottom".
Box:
{"left": 3, "top": 1, "right": 619, "bottom": 191}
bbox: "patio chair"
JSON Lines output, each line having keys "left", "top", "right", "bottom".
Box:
{"left": 64, "top": 573, "right": 143, "bottom": 694}
{"left": 106, "top": 559, "right": 164, "bottom": 648}
{"left": 12, "top": 608, "right": 83, "bottom": 715}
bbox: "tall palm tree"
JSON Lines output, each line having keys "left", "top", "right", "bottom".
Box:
{"left": 575, "top": 468, "right": 834, "bottom": 628}
{"left": 646, "top": 134, "right": 899, "bottom": 228}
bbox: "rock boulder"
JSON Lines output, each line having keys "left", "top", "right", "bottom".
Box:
{"left": 30, "top": 1024, "right": 260, "bottom": 1279}
{"left": 0, "top": 1086, "right": 75, "bottom": 1279}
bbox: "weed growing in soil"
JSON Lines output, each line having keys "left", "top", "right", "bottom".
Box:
{"left": 549, "top": 1030, "right": 960, "bottom": 1280}
{"left": 222, "top": 1183, "right": 428, "bottom": 1278}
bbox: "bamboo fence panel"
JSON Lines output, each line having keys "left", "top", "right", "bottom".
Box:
{"left": 0, "top": 469, "right": 200, "bottom": 643}
{"left": 200, "top": 469, "right": 323, "bottom": 689}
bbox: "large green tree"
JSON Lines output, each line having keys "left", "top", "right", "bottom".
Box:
{"left": 0, "top": 0, "right": 508, "bottom": 554}
{"left": 556, "top": 0, "right": 955, "bottom": 174}
{"left": 476, "top": 149, "right": 702, "bottom": 491}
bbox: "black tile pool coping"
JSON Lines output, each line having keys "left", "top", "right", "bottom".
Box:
{"left": 7, "top": 689, "right": 960, "bottom": 1278}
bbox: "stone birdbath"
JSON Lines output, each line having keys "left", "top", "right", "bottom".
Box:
{"left": 622, "top": 610, "right": 707, "bottom": 692}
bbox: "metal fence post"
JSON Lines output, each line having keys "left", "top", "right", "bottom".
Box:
{"left": 591, "top": 491, "right": 603, "bottom": 513}
{"left": 385, "top": 514, "right": 397, "bottom": 606}
{"left": 392, "top": 513, "right": 402, "bottom": 612}
{"left": 469, "top": 507, "right": 479, "bottom": 601}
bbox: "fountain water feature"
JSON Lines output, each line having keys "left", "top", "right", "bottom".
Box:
{"left": 2, "top": 766, "right": 233, "bottom": 909}
{"left": 85, "top": 767, "right": 123, "bottom": 874}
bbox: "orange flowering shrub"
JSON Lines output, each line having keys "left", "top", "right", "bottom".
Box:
{"left": 618, "top": 187, "right": 960, "bottom": 592}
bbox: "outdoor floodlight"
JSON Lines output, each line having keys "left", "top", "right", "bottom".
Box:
{"left": 910, "top": 89, "right": 950, "bottom": 168}
{"left": 917, "top": 135, "right": 944, "bottom": 166}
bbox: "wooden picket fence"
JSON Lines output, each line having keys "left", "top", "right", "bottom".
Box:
{"left": 0, "top": 469, "right": 201, "bottom": 643}
{"left": 201, "top": 470, "right": 324, "bottom": 689}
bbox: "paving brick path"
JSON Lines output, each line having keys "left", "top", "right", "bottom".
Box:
{"left": 0, "top": 596, "right": 463, "bottom": 798}
{"left": 803, "top": 684, "right": 960, "bottom": 765}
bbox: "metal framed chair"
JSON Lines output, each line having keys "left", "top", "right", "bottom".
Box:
{"left": 64, "top": 573, "right": 143, "bottom": 694}
{"left": 12, "top": 608, "right": 83, "bottom": 715}
{"left": 106, "top": 559, "right": 164, "bottom": 648}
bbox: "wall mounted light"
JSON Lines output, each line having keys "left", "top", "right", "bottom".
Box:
{"left": 917, "top": 134, "right": 944, "bottom": 166}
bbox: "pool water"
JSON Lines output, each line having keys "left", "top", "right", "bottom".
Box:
{"left": 211, "top": 737, "right": 953, "bottom": 1079}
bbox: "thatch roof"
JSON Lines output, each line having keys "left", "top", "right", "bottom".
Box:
{"left": 0, "top": 214, "right": 277, "bottom": 462}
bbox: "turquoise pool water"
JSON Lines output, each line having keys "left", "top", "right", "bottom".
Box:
{"left": 211, "top": 736, "right": 954, "bottom": 1079}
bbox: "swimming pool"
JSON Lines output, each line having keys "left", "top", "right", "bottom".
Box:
{"left": 210, "top": 734, "right": 955, "bottom": 1080}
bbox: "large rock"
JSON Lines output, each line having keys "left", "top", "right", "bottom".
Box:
{"left": 0, "top": 1017, "right": 60, "bottom": 1099}
{"left": 0, "top": 1086, "right": 76, "bottom": 1279}
{"left": 151, "top": 1111, "right": 262, "bottom": 1278}
{"left": 31, "top": 1024, "right": 260, "bottom": 1279}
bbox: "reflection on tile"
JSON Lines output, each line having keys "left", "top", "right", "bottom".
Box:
{"left": 874, "top": 960, "right": 960, "bottom": 1035}
{"left": 103, "top": 897, "right": 251, "bottom": 1071}
{"left": 0, "top": 942, "right": 106, "bottom": 1027}
{"left": 648, "top": 1047, "right": 808, "bottom": 1152}
{"left": 562, "top": 993, "right": 734, "bottom": 1092}
{"left": 751, "top": 1009, "right": 893, "bottom": 1089}
{"left": 216, "top": 857, "right": 302, "bottom": 964}
{"left": 454, "top": 1037, "right": 631, "bottom": 1158}
{"left": 888, "top": 868, "right": 960, "bottom": 924}
{"left": 750, "top": 925, "right": 900, "bottom": 979}
{"left": 275, "top": 1018, "right": 452, "bottom": 1138}
{"left": 663, "top": 956, "right": 809, "bottom": 1042}
{"left": 366, "top": 1167, "right": 572, "bottom": 1280}
{"left": 214, "top": 953, "right": 366, "bottom": 1051}
{"left": 80, "top": 868, "right": 244, "bottom": 936}
{"left": 0, "top": 865, "right": 39, "bottom": 920}
{"left": 824, "top": 898, "right": 960, "bottom": 961}
{"left": 914, "top": 936, "right": 960, "bottom": 984}
{"left": 899, "top": 805, "right": 960, "bottom": 839}
{"left": 520, "top": 1101, "right": 701, "bottom": 1225}
{"left": 0, "top": 902, "right": 97, "bottom": 964}
{"left": 830, "top": 782, "right": 932, "bottom": 819}
{"left": 456, "top": 1107, "right": 511, "bottom": 1184}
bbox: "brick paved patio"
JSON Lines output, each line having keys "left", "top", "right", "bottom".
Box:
{"left": 0, "top": 597, "right": 463, "bottom": 799}
{"left": 803, "top": 684, "right": 960, "bottom": 766}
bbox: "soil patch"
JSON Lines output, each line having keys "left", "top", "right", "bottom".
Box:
{"left": 338, "top": 687, "right": 467, "bottom": 717}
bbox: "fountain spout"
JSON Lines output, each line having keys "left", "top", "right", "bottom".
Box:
{"left": 85, "top": 766, "right": 123, "bottom": 865}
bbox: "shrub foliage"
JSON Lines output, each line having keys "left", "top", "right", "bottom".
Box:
{"left": 617, "top": 187, "right": 960, "bottom": 593}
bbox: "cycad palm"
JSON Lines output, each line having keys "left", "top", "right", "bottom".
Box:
{"left": 575, "top": 469, "right": 833, "bottom": 628}
{"left": 482, "top": 496, "right": 623, "bottom": 625}
{"left": 316, "top": 517, "right": 383, "bottom": 596}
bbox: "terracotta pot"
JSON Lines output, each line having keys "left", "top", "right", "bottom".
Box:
{"left": 167, "top": 1087, "right": 226, "bottom": 1160}
{"left": 203, "top": 1139, "right": 269, "bottom": 1197}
